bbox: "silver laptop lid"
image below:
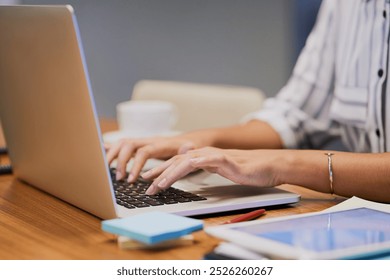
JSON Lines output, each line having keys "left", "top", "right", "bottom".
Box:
{"left": 0, "top": 5, "right": 117, "bottom": 219}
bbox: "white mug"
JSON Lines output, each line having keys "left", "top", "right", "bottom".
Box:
{"left": 116, "top": 100, "right": 178, "bottom": 137}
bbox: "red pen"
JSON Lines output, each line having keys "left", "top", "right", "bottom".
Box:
{"left": 222, "top": 209, "right": 266, "bottom": 224}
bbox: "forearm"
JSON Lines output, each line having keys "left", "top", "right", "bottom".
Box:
{"left": 181, "top": 120, "right": 283, "bottom": 150}
{"left": 276, "top": 150, "right": 390, "bottom": 203}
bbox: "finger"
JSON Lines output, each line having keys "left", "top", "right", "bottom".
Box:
{"left": 145, "top": 184, "right": 162, "bottom": 196}
{"left": 115, "top": 144, "right": 136, "bottom": 181}
{"left": 103, "top": 143, "right": 111, "bottom": 151}
{"left": 106, "top": 141, "right": 124, "bottom": 164}
{"left": 146, "top": 157, "right": 196, "bottom": 195}
{"left": 129, "top": 138, "right": 184, "bottom": 182}
{"left": 141, "top": 157, "right": 175, "bottom": 180}
{"left": 128, "top": 146, "right": 154, "bottom": 182}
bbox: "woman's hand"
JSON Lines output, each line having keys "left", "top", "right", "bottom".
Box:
{"left": 105, "top": 136, "right": 199, "bottom": 182}
{"left": 104, "top": 120, "right": 284, "bottom": 185}
{"left": 142, "top": 147, "right": 283, "bottom": 195}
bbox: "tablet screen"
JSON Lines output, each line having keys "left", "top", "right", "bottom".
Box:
{"left": 231, "top": 208, "right": 390, "bottom": 253}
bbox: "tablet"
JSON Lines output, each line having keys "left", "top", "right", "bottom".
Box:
{"left": 205, "top": 207, "right": 390, "bottom": 259}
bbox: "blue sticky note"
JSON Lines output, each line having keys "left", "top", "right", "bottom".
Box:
{"left": 101, "top": 212, "right": 203, "bottom": 244}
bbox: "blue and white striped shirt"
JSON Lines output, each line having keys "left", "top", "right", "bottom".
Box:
{"left": 248, "top": 0, "right": 390, "bottom": 153}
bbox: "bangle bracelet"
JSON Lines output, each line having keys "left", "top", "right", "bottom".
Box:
{"left": 325, "top": 153, "right": 334, "bottom": 195}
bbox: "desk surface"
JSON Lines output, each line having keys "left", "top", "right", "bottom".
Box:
{"left": 0, "top": 119, "right": 345, "bottom": 259}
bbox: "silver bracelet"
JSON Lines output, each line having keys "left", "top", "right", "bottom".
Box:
{"left": 325, "top": 153, "right": 334, "bottom": 195}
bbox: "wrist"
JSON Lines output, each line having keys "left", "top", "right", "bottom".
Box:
{"left": 181, "top": 128, "right": 220, "bottom": 148}
{"left": 267, "top": 151, "right": 292, "bottom": 186}
{"left": 276, "top": 150, "right": 330, "bottom": 193}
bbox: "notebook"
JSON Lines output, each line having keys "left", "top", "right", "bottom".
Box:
{"left": 101, "top": 212, "right": 203, "bottom": 244}
{"left": 0, "top": 5, "right": 300, "bottom": 220}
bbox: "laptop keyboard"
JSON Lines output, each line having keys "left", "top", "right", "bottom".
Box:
{"left": 110, "top": 168, "right": 206, "bottom": 209}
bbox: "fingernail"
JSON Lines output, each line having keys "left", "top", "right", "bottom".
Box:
{"left": 157, "top": 178, "right": 167, "bottom": 188}
{"left": 116, "top": 171, "right": 122, "bottom": 181}
{"left": 127, "top": 173, "right": 134, "bottom": 182}
{"left": 146, "top": 185, "right": 157, "bottom": 195}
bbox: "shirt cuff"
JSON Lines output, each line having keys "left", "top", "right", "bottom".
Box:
{"left": 242, "top": 109, "right": 298, "bottom": 149}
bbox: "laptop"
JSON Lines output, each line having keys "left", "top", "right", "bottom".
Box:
{"left": 0, "top": 5, "right": 300, "bottom": 220}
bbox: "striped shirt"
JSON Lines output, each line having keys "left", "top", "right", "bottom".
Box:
{"left": 248, "top": 0, "right": 390, "bottom": 153}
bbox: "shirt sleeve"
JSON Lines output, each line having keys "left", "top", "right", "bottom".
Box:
{"left": 244, "top": 0, "right": 341, "bottom": 149}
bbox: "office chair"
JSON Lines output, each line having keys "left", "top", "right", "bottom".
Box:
{"left": 131, "top": 80, "right": 265, "bottom": 132}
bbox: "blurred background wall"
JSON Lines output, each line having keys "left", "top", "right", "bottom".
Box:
{"left": 19, "top": 0, "right": 321, "bottom": 118}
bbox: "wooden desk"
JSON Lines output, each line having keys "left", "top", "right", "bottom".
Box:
{"left": 0, "top": 119, "right": 345, "bottom": 259}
